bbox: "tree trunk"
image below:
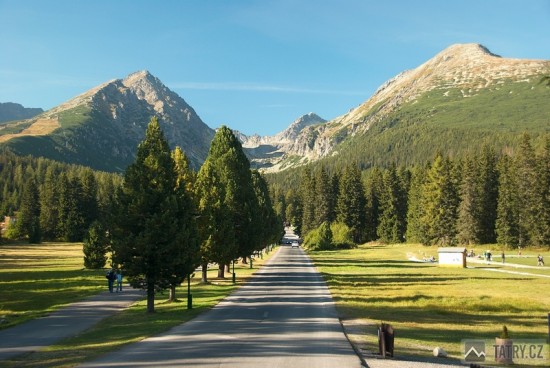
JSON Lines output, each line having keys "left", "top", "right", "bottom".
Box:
{"left": 242, "top": 256, "right": 248, "bottom": 264}
{"left": 218, "top": 264, "right": 225, "bottom": 278}
{"left": 226, "top": 263, "right": 231, "bottom": 273}
{"left": 168, "top": 285, "right": 176, "bottom": 302}
{"left": 201, "top": 263, "right": 208, "bottom": 283}
{"left": 147, "top": 279, "right": 155, "bottom": 313}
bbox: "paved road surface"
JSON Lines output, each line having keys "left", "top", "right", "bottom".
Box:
{"left": 81, "top": 245, "right": 362, "bottom": 368}
{"left": 0, "top": 287, "right": 145, "bottom": 361}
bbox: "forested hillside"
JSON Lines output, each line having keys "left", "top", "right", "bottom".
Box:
{"left": 269, "top": 133, "right": 550, "bottom": 248}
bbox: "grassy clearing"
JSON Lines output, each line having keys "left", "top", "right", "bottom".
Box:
{"left": 0, "top": 242, "right": 278, "bottom": 367}
{"left": 0, "top": 242, "right": 105, "bottom": 328}
{"left": 309, "top": 243, "right": 550, "bottom": 361}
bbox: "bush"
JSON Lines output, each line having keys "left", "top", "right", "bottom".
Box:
{"left": 330, "top": 222, "right": 356, "bottom": 249}
{"left": 304, "top": 222, "right": 335, "bottom": 250}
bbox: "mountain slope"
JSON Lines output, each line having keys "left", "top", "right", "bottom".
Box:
{"left": 236, "top": 112, "right": 327, "bottom": 169}
{"left": 0, "top": 71, "right": 215, "bottom": 172}
{"left": 274, "top": 43, "right": 550, "bottom": 170}
{"left": 0, "top": 102, "right": 43, "bottom": 123}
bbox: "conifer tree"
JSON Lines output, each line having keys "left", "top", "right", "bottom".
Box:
{"left": 58, "top": 174, "right": 86, "bottom": 242}
{"left": 251, "top": 170, "right": 282, "bottom": 249}
{"left": 477, "top": 146, "right": 499, "bottom": 243}
{"left": 167, "top": 147, "right": 199, "bottom": 301}
{"left": 457, "top": 157, "right": 481, "bottom": 244}
{"left": 300, "top": 167, "right": 316, "bottom": 236}
{"left": 314, "top": 166, "right": 333, "bottom": 226}
{"left": 195, "top": 160, "right": 235, "bottom": 283}
{"left": 39, "top": 167, "right": 59, "bottom": 240}
{"left": 111, "top": 117, "right": 198, "bottom": 313}
{"left": 17, "top": 179, "right": 41, "bottom": 243}
{"left": 196, "top": 126, "right": 256, "bottom": 276}
{"left": 285, "top": 189, "right": 302, "bottom": 234}
{"left": 336, "top": 165, "right": 367, "bottom": 243}
{"left": 496, "top": 155, "right": 519, "bottom": 247}
{"left": 533, "top": 137, "right": 550, "bottom": 245}
{"left": 515, "top": 133, "right": 538, "bottom": 246}
{"left": 364, "top": 168, "right": 382, "bottom": 241}
{"left": 405, "top": 166, "right": 428, "bottom": 243}
{"left": 80, "top": 169, "right": 99, "bottom": 231}
{"left": 421, "top": 155, "right": 459, "bottom": 245}
{"left": 377, "top": 166, "right": 406, "bottom": 243}
{"left": 83, "top": 221, "right": 108, "bottom": 269}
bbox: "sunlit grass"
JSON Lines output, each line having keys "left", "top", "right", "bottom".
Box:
{"left": 309, "top": 243, "right": 550, "bottom": 361}
{"left": 0, "top": 242, "right": 105, "bottom": 328}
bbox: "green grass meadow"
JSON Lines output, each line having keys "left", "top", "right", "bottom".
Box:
{"left": 0, "top": 243, "right": 106, "bottom": 328}
{"left": 309, "top": 243, "right": 550, "bottom": 362}
{"left": 0, "top": 242, "right": 278, "bottom": 367}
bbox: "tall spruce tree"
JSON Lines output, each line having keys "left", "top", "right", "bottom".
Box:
{"left": 477, "top": 146, "right": 499, "bottom": 243}
{"left": 111, "top": 117, "right": 198, "bottom": 313}
{"left": 336, "top": 165, "right": 367, "bottom": 243}
{"left": 515, "top": 133, "right": 538, "bottom": 246}
{"left": 17, "top": 179, "right": 41, "bottom": 243}
{"left": 198, "top": 126, "right": 257, "bottom": 276}
{"left": 364, "top": 168, "right": 382, "bottom": 241}
{"left": 251, "top": 170, "right": 282, "bottom": 249}
{"left": 405, "top": 166, "right": 428, "bottom": 243}
{"left": 83, "top": 221, "right": 108, "bottom": 269}
{"left": 457, "top": 157, "right": 482, "bottom": 245}
{"left": 314, "top": 167, "right": 333, "bottom": 226}
{"left": 167, "top": 147, "right": 199, "bottom": 302}
{"left": 58, "top": 175, "right": 86, "bottom": 242}
{"left": 496, "top": 155, "right": 519, "bottom": 247}
{"left": 421, "top": 155, "right": 460, "bottom": 245}
{"left": 195, "top": 160, "right": 235, "bottom": 283}
{"left": 377, "top": 166, "right": 406, "bottom": 243}
{"left": 39, "top": 166, "right": 59, "bottom": 240}
{"left": 300, "top": 167, "right": 316, "bottom": 236}
{"left": 533, "top": 137, "right": 550, "bottom": 245}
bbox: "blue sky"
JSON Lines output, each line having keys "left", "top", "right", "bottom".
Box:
{"left": 1, "top": 0, "right": 549, "bottom": 136}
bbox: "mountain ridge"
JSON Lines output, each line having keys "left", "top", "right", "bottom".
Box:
{"left": 0, "top": 43, "right": 548, "bottom": 173}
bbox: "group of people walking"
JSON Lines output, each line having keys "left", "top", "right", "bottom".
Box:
{"left": 106, "top": 269, "right": 123, "bottom": 293}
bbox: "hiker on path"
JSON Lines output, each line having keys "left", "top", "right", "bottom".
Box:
{"left": 116, "top": 270, "right": 123, "bottom": 292}
{"left": 106, "top": 269, "right": 116, "bottom": 292}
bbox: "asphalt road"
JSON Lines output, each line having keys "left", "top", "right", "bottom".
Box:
{"left": 81, "top": 244, "right": 362, "bottom": 368}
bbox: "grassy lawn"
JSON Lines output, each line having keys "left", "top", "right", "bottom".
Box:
{"left": 309, "top": 243, "right": 550, "bottom": 362}
{"left": 0, "top": 242, "right": 278, "bottom": 367}
{"left": 0, "top": 242, "right": 106, "bottom": 329}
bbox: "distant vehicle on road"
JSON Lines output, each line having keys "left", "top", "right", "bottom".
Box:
{"left": 291, "top": 241, "right": 299, "bottom": 248}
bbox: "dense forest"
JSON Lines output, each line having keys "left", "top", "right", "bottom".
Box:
{"left": 0, "top": 150, "right": 121, "bottom": 242}
{"left": 269, "top": 133, "right": 550, "bottom": 249}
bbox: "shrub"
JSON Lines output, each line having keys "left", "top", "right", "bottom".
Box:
{"left": 304, "top": 222, "right": 335, "bottom": 250}
{"left": 330, "top": 222, "right": 356, "bottom": 249}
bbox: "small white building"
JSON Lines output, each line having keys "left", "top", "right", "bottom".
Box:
{"left": 438, "top": 247, "right": 466, "bottom": 268}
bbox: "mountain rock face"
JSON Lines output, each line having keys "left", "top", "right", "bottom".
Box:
{"left": 0, "top": 71, "right": 215, "bottom": 171}
{"left": 0, "top": 102, "right": 43, "bottom": 123}
{"left": 271, "top": 43, "right": 550, "bottom": 170}
{"left": 236, "top": 112, "right": 327, "bottom": 170}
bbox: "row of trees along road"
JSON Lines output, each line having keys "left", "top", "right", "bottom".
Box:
{"left": 270, "top": 133, "right": 550, "bottom": 248}
{"left": 111, "top": 118, "right": 282, "bottom": 313}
